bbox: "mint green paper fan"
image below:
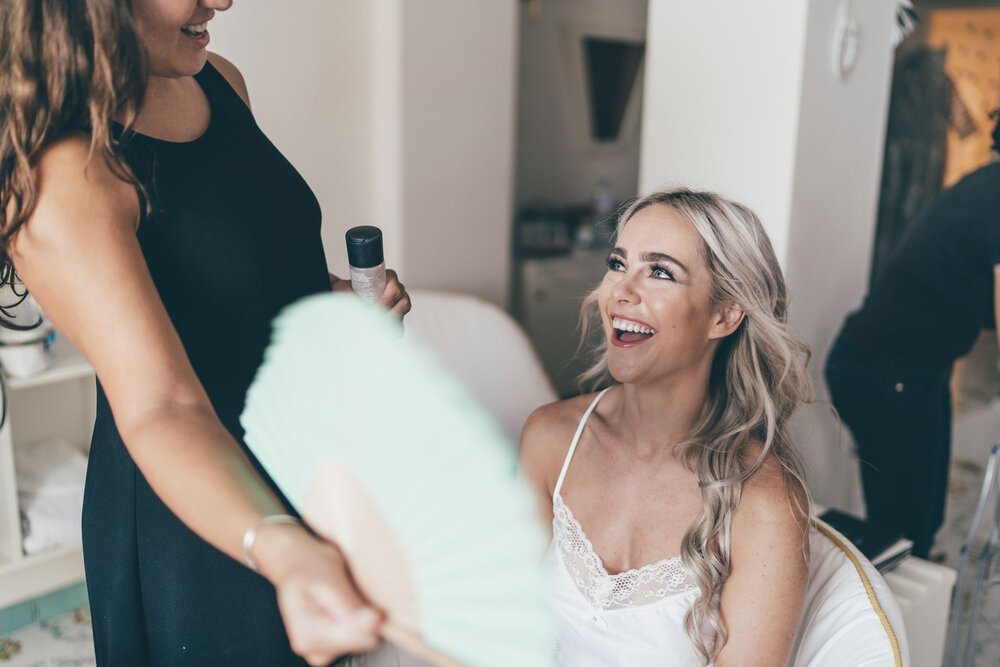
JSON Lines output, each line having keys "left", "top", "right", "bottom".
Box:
{"left": 241, "top": 293, "right": 553, "bottom": 666}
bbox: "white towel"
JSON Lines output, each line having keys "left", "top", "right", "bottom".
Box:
{"left": 15, "top": 437, "right": 87, "bottom": 554}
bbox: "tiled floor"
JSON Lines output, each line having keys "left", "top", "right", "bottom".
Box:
{"left": 937, "top": 457, "right": 1000, "bottom": 666}
{"left": 938, "top": 331, "right": 1000, "bottom": 665}
{"left": 939, "top": 409, "right": 1000, "bottom": 662}
{"left": 0, "top": 608, "right": 94, "bottom": 665}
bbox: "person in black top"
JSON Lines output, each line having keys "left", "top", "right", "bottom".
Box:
{"left": 0, "top": 0, "right": 410, "bottom": 664}
{"left": 826, "top": 114, "right": 1000, "bottom": 559}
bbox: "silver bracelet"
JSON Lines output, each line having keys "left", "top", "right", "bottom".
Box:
{"left": 243, "top": 514, "right": 301, "bottom": 573}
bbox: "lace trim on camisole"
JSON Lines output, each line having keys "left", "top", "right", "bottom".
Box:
{"left": 552, "top": 493, "right": 699, "bottom": 610}
{"left": 552, "top": 388, "right": 699, "bottom": 611}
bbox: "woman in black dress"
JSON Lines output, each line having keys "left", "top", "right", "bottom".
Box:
{"left": 0, "top": 1, "right": 410, "bottom": 664}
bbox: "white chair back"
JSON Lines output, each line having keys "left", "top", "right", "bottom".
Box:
{"left": 789, "top": 518, "right": 910, "bottom": 666}
{"left": 402, "top": 289, "right": 557, "bottom": 446}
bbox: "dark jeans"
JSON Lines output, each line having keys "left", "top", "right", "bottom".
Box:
{"left": 825, "top": 338, "right": 952, "bottom": 559}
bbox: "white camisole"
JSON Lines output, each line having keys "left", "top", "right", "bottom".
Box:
{"left": 543, "top": 388, "right": 709, "bottom": 666}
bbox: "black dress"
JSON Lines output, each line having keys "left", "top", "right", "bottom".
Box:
{"left": 82, "top": 62, "right": 331, "bottom": 665}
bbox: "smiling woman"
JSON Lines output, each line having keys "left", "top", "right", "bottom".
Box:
{"left": 519, "top": 188, "right": 814, "bottom": 666}
{"left": 0, "top": 1, "right": 410, "bottom": 665}
{"left": 597, "top": 205, "right": 736, "bottom": 386}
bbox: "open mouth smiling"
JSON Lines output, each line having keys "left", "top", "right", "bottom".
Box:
{"left": 611, "top": 316, "right": 656, "bottom": 347}
{"left": 181, "top": 22, "right": 208, "bottom": 39}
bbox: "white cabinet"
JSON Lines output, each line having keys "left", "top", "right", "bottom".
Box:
{"left": 515, "top": 250, "right": 609, "bottom": 398}
{"left": 883, "top": 557, "right": 957, "bottom": 667}
{"left": 0, "top": 336, "right": 94, "bottom": 609}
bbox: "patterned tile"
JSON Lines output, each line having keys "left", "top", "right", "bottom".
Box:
{"left": 35, "top": 586, "right": 87, "bottom": 627}
{"left": 0, "top": 610, "right": 93, "bottom": 665}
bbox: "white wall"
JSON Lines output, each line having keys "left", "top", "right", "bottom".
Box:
{"left": 641, "top": 0, "right": 898, "bottom": 511}
{"left": 515, "top": 0, "right": 648, "bottom": 208}
{"left": 209, "top": 1, "right": 518, "bottom": 308}
{"left": 785, "top": 0, "right": 898, "bottom": 512}
{"left": 639, "top": 0, "right": 811, "bottom": 264}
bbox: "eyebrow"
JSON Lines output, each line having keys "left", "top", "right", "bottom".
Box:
{"left": 610, "top": 247, "right": 689, "bottom": 274}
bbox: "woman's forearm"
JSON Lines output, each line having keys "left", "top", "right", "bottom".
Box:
{"left": 118, "top": 399, "right": 289, "bottom": 565}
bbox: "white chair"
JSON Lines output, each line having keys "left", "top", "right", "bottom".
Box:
{"left": 402, "top": 289, "right": 558, "bottom": 446}
{"left": 789, "top": 518, "right": 910, "bottom": 666}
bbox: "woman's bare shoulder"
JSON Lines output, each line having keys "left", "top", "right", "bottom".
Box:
{"left": 33, "top": 133, "right": 108, "bottom": 179}
{"left": 729, "top": 443, "right": 810, "bottom": 575}
{"left": 18, "top": 135, "right": 140, "bottom": 243}
{"left": 519, "top": 392, "right": 606, "bottom": 491}
{"left": 522, "top": 392, "right": 606, "bottom": 443}
{"left": 738, "top": 444, "right": 809, "bottom": 527}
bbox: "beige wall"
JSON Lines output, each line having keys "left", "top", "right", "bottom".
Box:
{"left": 396, "top": 0, "right": 519, "bottom": 307}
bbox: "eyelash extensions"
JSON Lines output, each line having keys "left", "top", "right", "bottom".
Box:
{"left": 605, "top": 256, "right": 675, "bottom": 281}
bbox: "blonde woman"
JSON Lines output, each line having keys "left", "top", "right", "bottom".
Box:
{"left": 520, "top": 189, "right": 812, "bottom": 666}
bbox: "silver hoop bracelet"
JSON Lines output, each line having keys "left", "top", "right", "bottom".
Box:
{"left": 242, "top": 514, "right": 301, "bottom": 573}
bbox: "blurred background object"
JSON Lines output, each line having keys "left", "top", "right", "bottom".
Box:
{"left": 873, "top": 4, "right": 1000, "bottom": 283}
{"left": 0, "top": 281, "right": 53, "bottom": 379}
{"left": 511, "top": 0, "right": 648, "bottom": 397}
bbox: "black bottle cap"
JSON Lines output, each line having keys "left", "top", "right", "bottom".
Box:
{"left": 345, "top": 226, "right": 384, "bottom": 269}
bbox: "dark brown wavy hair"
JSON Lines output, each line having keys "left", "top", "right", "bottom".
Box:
{"left": 0, "top": 0, "right": 148, "bottom": 285}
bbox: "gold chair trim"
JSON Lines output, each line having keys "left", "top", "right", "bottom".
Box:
{"left": 810, "top": 518, "right": 903, "bottom": 667}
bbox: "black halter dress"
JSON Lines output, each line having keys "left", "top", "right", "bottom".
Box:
{"left": 82, "top": 62, "right": 331, "bottom": 665}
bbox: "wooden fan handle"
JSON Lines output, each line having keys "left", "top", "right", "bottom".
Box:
{"left": 302, "top": 464, "right": 466, "bottom": 666}
{"left": 380, "top": 622, "right": 465, "bottom": 667}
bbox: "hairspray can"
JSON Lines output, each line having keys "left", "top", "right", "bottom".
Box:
{"left": 345, "top": 226, "right": 386, "bottom": 303}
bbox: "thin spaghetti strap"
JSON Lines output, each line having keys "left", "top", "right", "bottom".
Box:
{"left": 553, "top": 386, "right": 612, "bottom": 497}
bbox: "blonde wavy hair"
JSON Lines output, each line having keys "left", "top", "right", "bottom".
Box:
{"left": 579, "top": 188, "right": 812, "bottom": 663}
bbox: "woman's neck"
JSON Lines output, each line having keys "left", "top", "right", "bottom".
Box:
{"left": 130, "top": 74, "right": 209, "bottom": 142}
{"left": 611, "top": 369, "right": 712, "bottom": 459}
